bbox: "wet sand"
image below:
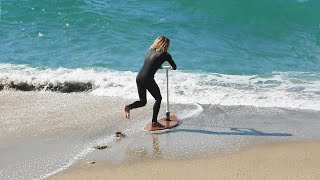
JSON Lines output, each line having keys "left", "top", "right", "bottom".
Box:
{"left": 2, "top": 91, "right": 320, "bottom": 179}
{"left": 49, "top": 141, "right": 320, "bottom": 180}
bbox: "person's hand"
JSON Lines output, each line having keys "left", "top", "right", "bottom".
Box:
{"left": 170, "top": 66, "right": 176, "bottom": 70}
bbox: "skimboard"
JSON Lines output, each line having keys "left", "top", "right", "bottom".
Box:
{"left": 144, "top": 115, "right": 179, "bottom": 131}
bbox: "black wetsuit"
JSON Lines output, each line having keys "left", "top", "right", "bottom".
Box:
{"left": 128, "top": 48, "right": 177, "bottom": 122}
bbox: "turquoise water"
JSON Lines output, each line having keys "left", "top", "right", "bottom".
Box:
{"left": 1, "top": 0, "right": 320, "bottom": 110}
{"left": 1, "top": 0, "right": 320, "bottom": 74}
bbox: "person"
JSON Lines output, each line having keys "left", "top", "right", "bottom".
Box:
{"left": 124, "top": 36, "right": 177, "bottom": 127}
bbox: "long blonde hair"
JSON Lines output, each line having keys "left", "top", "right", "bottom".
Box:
{"left": 150, "top": 36, "right": 170, "bottom": 53}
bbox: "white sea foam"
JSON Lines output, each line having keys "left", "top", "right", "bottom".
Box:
{"left": 1, "top": 63, "right": 320, "bottom": 111}
{"left": 38, "top": 135, "right": 115, "bottom": 180}
{"left": 36, "top": 147, "right": 94, "bottom": 180}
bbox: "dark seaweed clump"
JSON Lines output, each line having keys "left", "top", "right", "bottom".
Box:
{"left": 0, "top": 82, "right": 92, "bottom": 93}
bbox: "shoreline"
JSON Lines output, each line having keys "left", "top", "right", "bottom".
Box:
{"left": 2, "top": 91, "right": 320, "bottom": 179}
{"left": 48, "top": 141, "right": 320, "bottom": 180}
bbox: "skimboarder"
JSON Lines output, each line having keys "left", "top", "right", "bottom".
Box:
{"left": 124, "top": 36, "right": 177, "bottom": 127}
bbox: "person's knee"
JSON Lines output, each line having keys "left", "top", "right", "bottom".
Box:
{"left": 141, "top": 100, "right": 147, "bottom": 106}
{"left": 155, "top": 95, "right": 162, "bottom": 102}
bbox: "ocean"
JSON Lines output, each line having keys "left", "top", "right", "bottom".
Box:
{"left": 1, "top": 0, "right": 320, "bottom": 179}
{"left": 1, "top": 0, "right": 320, "bottom": 110}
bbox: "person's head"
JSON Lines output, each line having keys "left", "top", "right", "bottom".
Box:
{"left": 150, "top": 36, "right": 170, "bottom": 53}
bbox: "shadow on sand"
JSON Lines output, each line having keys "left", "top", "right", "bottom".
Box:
{"left": 157, "top": 127, "right": 292, "bottom": 137}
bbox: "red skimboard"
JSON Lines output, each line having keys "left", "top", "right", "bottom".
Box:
{"left": 144, "top": 115, "right": 179, "bottom": 131}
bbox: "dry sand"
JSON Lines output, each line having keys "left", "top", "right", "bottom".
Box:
{"left": 49, "top": 141, "right": 320, "bottom": 180}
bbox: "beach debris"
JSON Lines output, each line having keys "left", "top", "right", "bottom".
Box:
{"left": 87, "top": 161, "right": 96, "bottom": 164}
{"left": 93, "top": 145, "right": 108, "bottom": 150}
{"left": 115, "top": 131, "right": 125, "bottom": 138}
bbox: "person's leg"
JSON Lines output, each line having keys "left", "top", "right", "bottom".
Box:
{"left": 146, "top": 79, "right": 164, "bottom": 127}
{"left": 124, "top": 81, "right": 147, "bottom": 119}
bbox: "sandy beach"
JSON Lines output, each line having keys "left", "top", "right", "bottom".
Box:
{"left": 49, "top": 141, "right": 320, "bottom": 180}
{"left": 1, "top": 91, "right": 320, "bottom": 179}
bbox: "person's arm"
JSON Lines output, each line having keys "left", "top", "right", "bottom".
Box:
{"left": 166, "top": 53, "right": 177, "bottom": 70}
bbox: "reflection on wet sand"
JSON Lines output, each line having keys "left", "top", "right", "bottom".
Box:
{"left": 152, "top": 135, "right": 162, "bottom": 159}
{"left": 125, "top": 134, "right": 162, "bottom": 160}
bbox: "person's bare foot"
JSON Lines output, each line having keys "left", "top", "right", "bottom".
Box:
{"left": 152, "top": 121, "right": 165, "bottom": 128}
{"left": 124, "top": 105, "right": 130, "bottom": 119}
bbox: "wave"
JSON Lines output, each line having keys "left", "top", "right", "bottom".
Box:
{"left": 1, "top": 64, "right": 320, "bottom": 111}
{"left": 0, "top": 64, "right": 95, "bottom": 92}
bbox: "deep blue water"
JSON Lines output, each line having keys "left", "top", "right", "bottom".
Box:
{"left": 1, "top": 0, "right": 320, "bottom": 75}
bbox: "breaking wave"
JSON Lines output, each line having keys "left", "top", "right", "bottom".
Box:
{"left": 1, "top": 64, "right": 320, "bottom": 110}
